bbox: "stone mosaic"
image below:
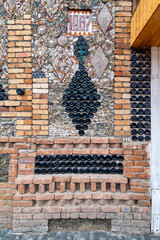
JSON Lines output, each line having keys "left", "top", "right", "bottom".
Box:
{"left": 0, "top": 5, "right": 8, "bottom": 90}
{"left": 31, "top": 0, "right": 115, "bottom": 137}
{"left": 0, "top": 154, "right": 10, "bottom": 182}
{"left": 51, "top": 46, "right": 73, "bottom": 82}
{"left": 2, "top": 0, "right": 24, "bottom": 18}
{"left": 0, "top": 0, "right": 30, "bottom": 19}
{"left": 0, "top": 118, "right": 16, "bottom": 137}
{"left": 40, "top": 0, "right": 65, "bottom": 19}
{"left": 98, "top": 4, "right": 112, "bottom": 34}
{"left": 91, "top": 46, "right": 109, "bottom": 78}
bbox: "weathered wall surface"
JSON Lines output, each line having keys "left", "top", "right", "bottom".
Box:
{"left": 0, "top": 0, "right": 152, "bottom": 235}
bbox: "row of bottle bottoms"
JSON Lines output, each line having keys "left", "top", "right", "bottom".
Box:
{"left": 131, "top": 116, "right": 151, "bottom": 122}
{"left": 131, "top": 122, "right": 150, "bottom": 128}
{"left": 131, "top": 75, "right": 150, "bottom": 81}
{"left": 34, "top": 167, "right": 123, "bottom": 175}
{"left": 35, "top": 161, "right": 123, "bottom": 168}
{"left": 131, "top": 68, "right": 150, "bottom": 75}
{"left": 131, "top": 48, "right": 150, "bottom": 55}
{"left": 131, "top": 55, "right": 150, "bottom": 61}
{"left": 131, "top": 135, "right": 150, "bottom": 142}
{"left": 131, "top": 82, "right": 150, "bottom": 88}
{"left": 131, "top": 62, "right": 150, "bottom": 68}
{"left": 35, "top": 154, "right": 124, "bottom": 162}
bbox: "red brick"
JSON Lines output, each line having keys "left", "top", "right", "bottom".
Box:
{"left": 55, "top": 193, "right": 73, "bottom": 200}
{"left": 55, "top": 149, "right": 72, "bottom": 155}
{"left": 36, "top": 194, "right": 55, "bottom": 201}
{"left": 91, "top": 182, "right": 96, "bottom": 192}
{"left": 91, "top": 149, "right": 109, "bottom": 155}
{"left": 92, "top": 193, "right": 112, "bottom": 200}
{"left": 60, "top": 183, "right": 66, "bottom": 193}
{"left": 39, "top": 184, "right": 45, "bottom": 194}
{"left": 124, "top": 167, "right": 144, "bottom": 172}
{"left": 91, "top": 138, "right": 109, "bottom": 143}
{"left": 73, "top": 138, "right": 90, "bottom": 144}
{"left": 109, "top": 138, "right": 123, "bottom": 143}
{"left": 70, "top": 183, "right": 75, "bottom": 192}
{"left": 9, "top": 137, "right": 26, "bottom": 143}
{"left": 15, "top": 176, "right": 34, "bottom": 184}
{"left": 120, "top": 183, "right": 126, "bottom": 193}
{"left": 53, "top": 176, "right": 71, "bottom": 182}
{"left": 71, "top": 175, "right": 90, "bottom": 183}
{"left": 2, "top": 148, "right": 18, "bottom": 154}
{"left": 42, "top": 207, "right": 61, "bottom": 213}
{"left": 125, "top": 156, "right": 144, "bottom": 161}
{"left": 36, "top": 138, "right": 54, "bottom": 144}
{"left": 112, "top": 193, "right": 130, "bottom": 200}
{"left": 13, "top": 201, "right": 33, "bottom": 207}
{"left": 110, "top": 183, "right": 116, "bottom": 193}
{"left": 0, "top": 137, "right": 9, "bottom": 142}
{"left": 101, "top": 183, "right": 107, "bottom": 192}
{"left": 131, "top": 195, "right": 150, "bottom": 201}
{"left": 131, "top": 187, "right": 148, "bottom": 193}
{"left": 72, "top": 149, "right": 90, "bottom": 154}
{"left": 101, "top": 206, "right": 120, "bottom": 213}
{"left": 34, "top": 175, "right": 52, "bottom": 184}
{"left": 18, "top": 184, "right": 25, "bottom": 195}
{"left": 54, "top": 138, "right": 73, "bottom": 144}
{"left": 81, "top": 205, "right": 100, "bottom": 213}
{"left": 29, "top": 184, "right": 36, "bottom": 194}
{"left": 123, "top": 143, "right": 142, "bottom": 150}
{"left": 49, "top": 182, "right": 55, "bottom": 193}
{"left": 74, "top": 193, "right": 92, "bottom": 199}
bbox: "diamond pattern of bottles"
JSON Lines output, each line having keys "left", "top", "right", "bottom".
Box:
{"left": 131, "top": 48, "right": 151, "bottom": 142}
{"left": 34, "top": 154, "right": 124, "bottom": 175}
{"left": 62, "top": 36, "right": 101, "bottom": 136}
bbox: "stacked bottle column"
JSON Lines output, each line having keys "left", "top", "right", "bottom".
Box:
{"left": 130, "top": 48, "right": 151, "bottom": 142}
{"left": 34, "top": 154, "right": 124, "bottom": 175}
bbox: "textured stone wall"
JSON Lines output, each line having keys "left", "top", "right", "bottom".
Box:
{"left": 0, "top": 0, "right": 152, "bottom": 236}
{"left": 31, "top": 0, "right": 115, "bottom": 137}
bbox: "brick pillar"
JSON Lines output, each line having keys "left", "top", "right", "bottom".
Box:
{"left": 7, "top": 14, "right": 32, "bottom": 136}
{"left": 114, "top": 0, "right": 132, "bottom": 137}
{"left": 32, "top": 78, "right": 49, "bottom": 136}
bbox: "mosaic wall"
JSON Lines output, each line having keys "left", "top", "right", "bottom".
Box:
{"left": 31, "top": 0, "right": 115, "bottom": 137}
{"left": 0, "top": 4, "right": 9, "bottom": 135}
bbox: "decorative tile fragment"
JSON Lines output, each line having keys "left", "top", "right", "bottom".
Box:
{"left": 40, "top": 0, "right": 64, "bottom": 19}
{"left": 97, "top": 4, "right": 112, "bottom": 34}
{"left": 51, "top": 46, "right": 73, "bottom": 82}
{"left": 91, "top": 47, "right": 108, "bottom": 78}
{"left": 68, "top": 10, "right": 92, "bottom": 36}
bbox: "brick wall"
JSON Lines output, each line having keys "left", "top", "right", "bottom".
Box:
{"left": 0, "top": 0, "right": 152, "bottom": 235}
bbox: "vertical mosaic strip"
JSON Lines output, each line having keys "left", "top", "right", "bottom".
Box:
{"left": 0, "top": 154, "right": 10, "bottom": 182}
{"left": 130, "top": 48, "right": 151, "bottom": 142}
